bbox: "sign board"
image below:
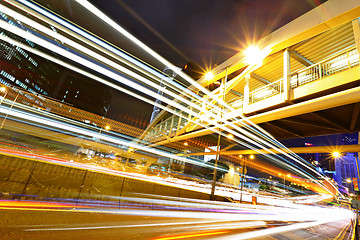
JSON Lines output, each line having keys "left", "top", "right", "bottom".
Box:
{"left": 353, "top": 178, "right": 359, "bottom": 191}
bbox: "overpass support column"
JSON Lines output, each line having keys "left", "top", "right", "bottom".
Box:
{"left": 243, "top": 74, "right": 250, "bottom": 112}
{"left": 283, "top": 49, "right": 291, "bottom": 101}
{"left": 352, "top": 18, "right": 360, "bottom": 62}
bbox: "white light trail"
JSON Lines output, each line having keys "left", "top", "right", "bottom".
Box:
{"left": 1, "top": 0, "right": 335, "bottom": 193}
{"left": 0, "top": 105, "right": 213, "bottom": 169}
{"left": 5, "top": 0, "right": 204, "bottom": 106}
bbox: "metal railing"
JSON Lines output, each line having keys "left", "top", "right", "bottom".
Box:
{"left": 145, "top": 47, "right": 360, "bottom": 137}
{"left": 230, "top": 97, "right": 243, "bottom": 109}
{"left": 0, "top": 85, "right": 145, "bottom": 139}
{"left": 290, "top": 47, "right": 359, "bottom": 88}
{"left": 249, "top": 79, "right": 283, "bottom": 104}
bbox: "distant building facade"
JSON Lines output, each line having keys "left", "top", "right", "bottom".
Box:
{"left": 0, "top": 12, "right": 111, "bottom": 116}
{"left": 334, "top": 153, "right": 359, "bottom": 194}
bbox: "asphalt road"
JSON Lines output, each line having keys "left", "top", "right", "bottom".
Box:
{"left": 0, "top": 205, "right": 353, "bottom": 240}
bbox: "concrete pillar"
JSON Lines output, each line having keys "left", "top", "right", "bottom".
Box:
{"left": 283, "top": 49, "right": 291, "bottom": 101}
{"left": 243, "top": 75, "right": 250, "bottom": 112}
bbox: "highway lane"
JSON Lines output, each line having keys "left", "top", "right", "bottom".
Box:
{"left": 0, "top": 200, "right": 354, "bottom": 240}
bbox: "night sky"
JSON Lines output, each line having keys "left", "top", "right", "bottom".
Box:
{"left": 89, "top": 0, "right": 326, "bottom": 69}
{"left": 49, "top": 0, "right": 327, "bottom": 123}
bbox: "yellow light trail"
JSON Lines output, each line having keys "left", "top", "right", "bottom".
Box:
{"left": 153, "top": 230, "right": 229, "bottom": 240}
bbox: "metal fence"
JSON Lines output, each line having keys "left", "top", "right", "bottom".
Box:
{"left": 290, "top": 47, "right": 359, "bottom": 88}
{"left": 249, "top": 79, "right": 283, "bottom": 104}
{"left": 0, "top": 85, "right": 145, "bottom": 138}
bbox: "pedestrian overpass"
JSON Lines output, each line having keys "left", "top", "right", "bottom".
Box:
{"left": 144, "top": 0, "right": 360, "bottom": 148}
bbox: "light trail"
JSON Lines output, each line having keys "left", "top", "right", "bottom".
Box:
{"left": 70, "top": 0, "right": 306, "bottom": 149}
{"left": 0, "top": 0, "right": 337, "bottom": 194}
{"left": 0, "top": 105, "right": 215, "bottom": 169}
{"left": 0, "top": 198, "right": 354, "bottom": 239}
{"left": 6, "top": 0, "right": 206, "bottom": 107}
{"left": 153, "top": 231, "right": 230, "bottom": 240}
{"left": 0, "top": 27, "right": 324, "bottom": 196}
{"left": 0, "top": 17, "right": 207, "bottom": 119}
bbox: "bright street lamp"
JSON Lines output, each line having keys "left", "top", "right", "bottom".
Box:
{"left": 204, "top": 71, "right": 214, "bottom": 81}
{"left": 244, "top": 45, "right": 270, "bottom": 66}
{"left": 226, "top": 133, "right": 234, "bottom": 140}
{"left": 332, "top": 151, "right": 341, "bottom": 158}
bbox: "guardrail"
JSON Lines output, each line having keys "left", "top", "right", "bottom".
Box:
{"left": 0, "top": 84, "right": 144, "bottom": 138}
{"left": 249, "top": 79, "right": 283, "bottom": 104}
{"left": 290, "top": 47, "right": 359, "bottom": 89}
{"left": 242, "top": 47, "right": 359, "bottom": 106}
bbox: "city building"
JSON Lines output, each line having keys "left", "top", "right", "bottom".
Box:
{"left": 0, "top": 12, "right": 111, "bottom": 117}
{"left": 333, "top": 152, "right": 359, "bottom": 194}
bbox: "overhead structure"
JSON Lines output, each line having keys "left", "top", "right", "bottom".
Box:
{"left": 143, "top": 0, "right": 360, "bottom": 148}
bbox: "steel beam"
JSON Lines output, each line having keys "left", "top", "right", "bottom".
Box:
{"left": 183, "top": 144, "right": 360, "bottom": 156}
{"left": 152, "top": 86, "right": 360, "bottom": 146}
{"left": 289, "top": 50, "right": 313, "bottom": 66}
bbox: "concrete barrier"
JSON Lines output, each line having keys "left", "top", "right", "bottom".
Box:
{"left": 0, "top": 155, "right": 37, "bottom": 199}
{"left": 0, "top": 153, "right": 228, "bottom": 207}
{"left": 24, "top": 161, "right": 86, "bottom": 201}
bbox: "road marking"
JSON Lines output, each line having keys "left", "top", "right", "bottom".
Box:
{"left": 334, "top": 220, "right": 352, "bottom": 240}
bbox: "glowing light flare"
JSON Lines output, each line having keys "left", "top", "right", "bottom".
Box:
{"left": 244, "top": 45, "right": 270, "bottom": 66}
{"left": 346, "top": 178, "right": 352, "bottom": 183}
{"left": 204, "top": 71, "right": 214, "bottom": 81}
{"left": 104, "top": 125, "right": 110, "bottom": 130}
{"left": 226, "top": 133, "right": 234, "bottom": 140}
{"left": 332, "top": 151, "right": 341, "bottom": 158}
{"left": 0, "top": 86, "right": 6, "bottom": 92}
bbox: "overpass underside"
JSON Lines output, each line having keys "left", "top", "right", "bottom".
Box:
{"left": 145, "top": 7, "right": 360, "bottom": 149}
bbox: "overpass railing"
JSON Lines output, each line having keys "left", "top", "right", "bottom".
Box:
{"left": 290, "top": 46, "right": 359, "bottom": 88}
{"left": 149, "top": 47, "right": 360, "bottom": 141}
{"left": 0, "top": 85, "right": 144, "bottom": 138}
{"left": 249, "top": 79, "right": 283, "bottom": 104}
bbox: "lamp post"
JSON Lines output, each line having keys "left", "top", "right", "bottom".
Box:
{"left": 239, "top": 154, "right": 254, "bottom": 203}
{"left": 285, "top": 174, "right": 291, "bottom": 189}
{"left": 210, "top": 68, "right": 227, "bottom": 201}
{"left": 278, "top": 173, "right": 291, "bottom": 191}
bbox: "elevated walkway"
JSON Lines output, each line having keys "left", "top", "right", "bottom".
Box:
{"left": 144, "top": 0, "right": 360, "bottom": 145}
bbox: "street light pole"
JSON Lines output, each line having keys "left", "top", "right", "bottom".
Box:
{"left": 210, "top": 68, "right": 227, "bottom": 201}
{"left": 210, "top": 132, "right": 221, "bottom": 200}
{"left": 239, "top": 154, "right": 253, "bottom": 203}
{"left": 239, "top": 156, "right": 245, "bottom": 203}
